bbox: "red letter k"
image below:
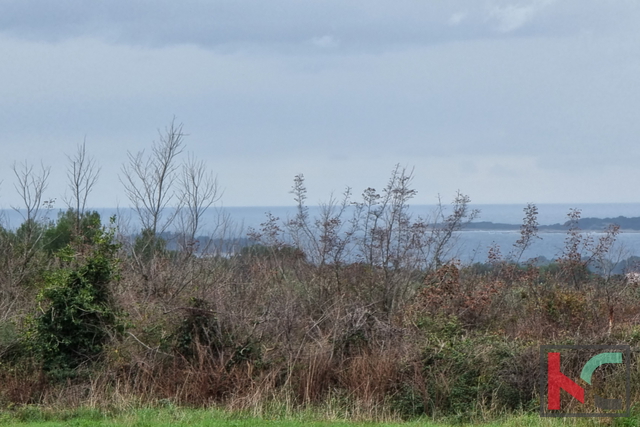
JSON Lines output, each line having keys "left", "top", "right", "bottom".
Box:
{"left": 548, "top": 352, "right": 584, "bottom": 410}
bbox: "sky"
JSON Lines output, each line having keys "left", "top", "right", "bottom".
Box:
{"left": 1, "top": 0, "right": 640, "bottom": 209}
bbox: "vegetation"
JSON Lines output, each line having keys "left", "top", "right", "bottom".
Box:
{"left": 28, "top": 217, "right": 122, "bottom": 378}
{"left": 0, "top": 406, "right": 638, "bottom": 426}
{"left": 1, "top": 121, "right": 638, "bottom": 424}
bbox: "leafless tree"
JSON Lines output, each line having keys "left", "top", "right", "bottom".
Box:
{"left": 354, "top": 165, "right": 421, "bottom": 271}
{"left": 120, "top": 118, "right": 186, "bottom": 237}
{"left": 509, "top": 203, "right": 541, "bottom": 264}
{"left": 6, "top": 161, "right": 51, "bottom": 286}
{"left": 64, "top": 139, "right": 100, "bottom": 230}
{"left": 12, "top": 160, "right": 51, "bottom": 227}
{"left": 177, "top": 154, "right": 222, "bottom": 255}
{"left": 286, "top": 174, "right": 355, "bottom": 267}
{"left": 426, "top": 191, "right": 479, "bottom": 270}
{"left": 287, "top": 174, "right": 321, "bottom": 263}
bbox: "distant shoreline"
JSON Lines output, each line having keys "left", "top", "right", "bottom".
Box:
{"left": 467, "top": 216, "right": 640, "bottom": 232}
{"left": 3, "top": 207, "right": 640, "bottom": 233}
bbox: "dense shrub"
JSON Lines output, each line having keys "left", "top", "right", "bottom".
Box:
{"left": 173, "top": 298, "right": 232, "bottom": 359}
{"left": 27, "top": 219, "right": 123, "bottom": 378}
{"left": 43, "top": 209, "right": 102, "bottom": 254}
{"left": 393, "top": 315, "right": 531, "bottom": 420}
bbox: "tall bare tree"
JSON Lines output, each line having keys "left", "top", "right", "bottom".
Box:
{"left": 120, "top": 119, "right": 186, "bottom": 237}
{"left": 9, "top": 161, "right": 51, "bottom": 284}
{"left": 65, "top": 139, "right": 100, "bottom": 230}
{"left": 178, "top": 154, "right": 221, "bottom": 254}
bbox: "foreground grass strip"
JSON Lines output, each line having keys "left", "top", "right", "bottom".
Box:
{"left": 0, "top": 408, "right": 635, "bottom": 427}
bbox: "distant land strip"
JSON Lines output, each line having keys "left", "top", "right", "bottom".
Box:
{"left": 467, "top": 216, "right": 640, "bottom": 231}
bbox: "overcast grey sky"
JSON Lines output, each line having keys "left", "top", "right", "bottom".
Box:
{"left": 1, "top": 0, "right": 640, "bottom": 208}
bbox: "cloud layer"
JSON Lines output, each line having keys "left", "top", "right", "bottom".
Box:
{"left": 2, "top": 1, "right": 626, "bottom": 50}
{"left": 1, "top": 1, "right": 640, "bottom": 208}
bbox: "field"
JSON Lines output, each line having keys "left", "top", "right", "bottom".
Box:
{"left": 1, "top": 407, "right": 636, "bottom": 427}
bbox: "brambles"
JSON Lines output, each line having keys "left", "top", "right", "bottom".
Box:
{"left": 173, "top": 298, "right": 231, "bottom": 360}
{"left": 410, "top": 262, "right": 502, "bottom": 328}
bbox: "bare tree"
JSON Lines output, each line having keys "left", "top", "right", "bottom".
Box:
{"left": 286, "top": 174, "right": 355, "bottom": 267}
{"left": 7, "top": 161, "right": 51, "bottom": 285}
{"left": 426, "top": 191, "right": 479, "bottom": 270}
{"left": 12, "top": 160, "right": 51, "bottom": 227}
{"left": 177, "top": 154, "right": 222, "bottom": 254}
{"left": 64, "top": 139, "right": 100, "bottom": 230}
{"left": 353, "top": 165, "right": 421, "bottom": 271}
{"left": 120, "top": 118, "right": 186, "bottom": 237}
{"left": 509, "top": 203, "right": 541, "bottom": 264}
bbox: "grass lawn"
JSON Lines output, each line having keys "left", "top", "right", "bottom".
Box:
{"left": 0, "top": 407, "right": 636, "bottom": 427}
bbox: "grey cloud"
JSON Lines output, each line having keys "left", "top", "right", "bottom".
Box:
{"left": 2, "top": 0, "right": 635, "bottom": 52}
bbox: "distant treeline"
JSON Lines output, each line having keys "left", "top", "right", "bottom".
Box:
{"left": 467, "top": 215, "right": 640, "bottom": 231}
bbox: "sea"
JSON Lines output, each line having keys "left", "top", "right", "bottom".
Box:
{"left": 4, "top": 203, "right": 640, "bottom": 264}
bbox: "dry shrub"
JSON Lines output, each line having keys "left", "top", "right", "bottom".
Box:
{"left": 6, "top": 238, "right": 640, "bottom": 422}
{"left": 341, "top": 348, "right": 401, "bottom": 404}
{"left": 410, "top": 262, "right": 502, "bottom": 327}
{"left": 0, "top": 367, "right": 46, "bottom": 406}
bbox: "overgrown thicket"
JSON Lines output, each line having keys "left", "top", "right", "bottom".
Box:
{"left": 1, "top": 122, "right": 640, "bottom": 422}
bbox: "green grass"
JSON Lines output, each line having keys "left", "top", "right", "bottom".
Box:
{"left": 0, "top": 407, "right": 637, "bottom": 427}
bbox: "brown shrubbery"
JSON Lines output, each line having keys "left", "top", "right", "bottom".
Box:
{"left": 1, "top": 201, "right": 639, "bottom": 421}
{"left": 1, "top": 128, "right": 639, "bottom": 422}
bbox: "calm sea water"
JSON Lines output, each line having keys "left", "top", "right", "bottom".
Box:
{"left": 4, "top": 203, "right": 640, "bottom": 263}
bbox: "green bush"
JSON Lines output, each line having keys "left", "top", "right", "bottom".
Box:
{"left": 27, "top": 218, "right": 123, "bottom": 378}
{"left": 43, "top": 209, "right": 102, "bottom": 254}
{"left": 133, "top": 228, "right": 168, "bottom": 262}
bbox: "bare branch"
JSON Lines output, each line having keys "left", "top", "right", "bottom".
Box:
{"left": 120, "top": 118, "right": 186, "bottom": 236}
{"left": 65, "top": 138, "right": 101, "bottom": 226}
{"left": 177, "top": 154, "right": 222, "bottom": 254}
{"left": 12, "top": 160, "right": 51, "bottom": 224}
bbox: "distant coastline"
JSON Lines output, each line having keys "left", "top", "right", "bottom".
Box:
{"left": 467, "top": 216, "right": 640, "bottom": 232}
{"left": 3, "top": 205, "right": 640, "bottom": 234}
